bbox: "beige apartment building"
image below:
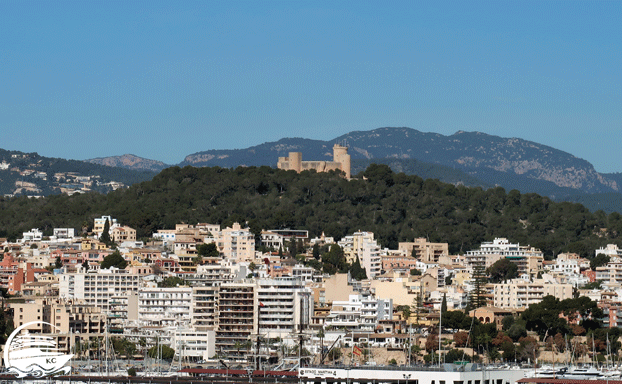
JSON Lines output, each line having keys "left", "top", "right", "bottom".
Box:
{"left": 111, "top": 225, "right": 137, "bottom": 243}
{"left": 338, "top": 231, "right": 382, "bottom": 278}
{"left": 218, "top": 222, "right": 255, "bottom": 262}
{"left": 9, "top": 297, "right": 106, "bottom": 354}
{"left": 492, "top": 279, "right": 573, "bottom": 309}
{"left": 215, "top": 281, "right": 258, "bottom": 360}
{"left": 173, "top": 224, "right": 214, "bottom": 271}
{"left": 398, "top": 238, "right": 449, "bottom": 263}
{"left": 277, "top": 144, "right": 351, "bottom": 179}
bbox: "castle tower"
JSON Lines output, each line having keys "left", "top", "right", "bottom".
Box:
{"left": 332, "top": 144, "right": 351, "bottom": 179}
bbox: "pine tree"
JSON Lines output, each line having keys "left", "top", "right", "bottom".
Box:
{"left": 350, "top": 256, "right": 367, "bottom": 280}
{"left": 312, "top": 243, "right": 320, "bottom": 260}
{"left": 469, "top": 265, "right": 488, "bottom": 310}
{"left": 100, "top": 219, "right": 112, "bottom": 245}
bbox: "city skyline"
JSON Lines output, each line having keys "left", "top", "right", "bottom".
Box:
{"left": 1, "top": 1, "right": 620, "bottom": 172}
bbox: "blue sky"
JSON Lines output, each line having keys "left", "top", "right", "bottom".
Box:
{"left": 1, "top": 1, "right": 620, "bottom": 171}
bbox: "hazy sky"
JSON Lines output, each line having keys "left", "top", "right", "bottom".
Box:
{"left": 1, "top": 1, "right": 620, "bottom": 171}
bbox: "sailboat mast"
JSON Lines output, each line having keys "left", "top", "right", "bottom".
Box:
{"left": 438, "top": 308, "right": 442, "bottom": 366}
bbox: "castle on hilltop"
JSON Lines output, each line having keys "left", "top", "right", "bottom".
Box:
{"left": 277, "top": 144, "right": 351, "bottom": 179}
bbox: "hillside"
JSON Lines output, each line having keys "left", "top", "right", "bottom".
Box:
{"left": 86, "top": 154, "right": 170, "bottom": 172}
{"left": 1, "top": 165, "right": 621, "bottom": 259}
{"left": 351, "top": 158, "right": 489, "bottom": 188}
{"left": 179, "top": 127, "right": 618, "bottom": 198}
{"left": 0, "top": 149, "right": 157, "bottom": 196}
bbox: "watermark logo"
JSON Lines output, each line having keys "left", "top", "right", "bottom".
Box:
{"left": 3, "top": 321, "right": 74, "bottom": 378}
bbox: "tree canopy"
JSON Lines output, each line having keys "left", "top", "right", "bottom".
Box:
{"left": 486, "top": 258, "right": 519, "bottom": 283}
{"left": 521, "top": 295, "right": 603, "bottom": 338}
{"left": 1, "top": 165, "right": 621, "bottom": 260}
{"left": 101, "top": 250, "right": 128, "bottom": 269}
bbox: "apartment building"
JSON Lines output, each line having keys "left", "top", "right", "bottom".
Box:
{"left": 466, "top": 237, "right": 544, "bottom": 276}
{"left": 381, "top": 254, "right": 418, "bottom": 272}
{"left": 93, "top": 215, "right": 118, "bottom": 237}
{"left": 138, "top": 287, "right": 193, "bottom": 327}
{"left": 260, "top": 231, "right": 285, "bottom": 250}
{"left": 108, "top": 292, "right": 138, "bottom": 333}
{"left": 218, "top": 222, "right": 255, "bottom": 262}
{"left": 0, "top": 255, "right": 28, "bottom": 294}
{"left": 172, "top": 223, "right": 223, "bottom": 270}
{"left": 492, "top": 278, "right": 573, "bottom": 309}
{"left": 291, "top": 264, "right": 321, "bottom": 282}
{"left": 111, "top": 225, "right": 137, "bottom": 243}
{"left": 170, "top": 328, "right": 216, "bottom": 361}
{"left": 53, "top": 228, "right": 76, "bottom": 239}
{"left": 596, "top": 244, "right": 622, "bottom": 258}
{"left": 338, "top": 232, "right": 382, "bottom": 278}
{"left": 257, "top": 277, "right": 313, "bottom": 339}
{"left": 58, "top": 268, "right": 146, "bottom": 313}
{"left": 152, "top": 229, "right": 176, "bottom": 246}
{"left": 215, "top": 280, "right": 258, "bottom": 359}
{"left": 9, "top": 297, "right": 106, "bottom": 353}
{"left": 595, "top": 260, "right": 622, "bottom": 286}
{"left": 21, "top": 228, "right": 43, "bottom": 243}
{"left": 398, "top": 238, "right": 449, "bottom": 263}
{"left": 324, "top": 293, "right": 393, "bottom": 333}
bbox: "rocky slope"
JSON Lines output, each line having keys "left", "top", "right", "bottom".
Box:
{"left": 181, "top": 127, "right": 619, "bottom": 196}
{"left": 86, "top": 154, "right": 170, "bottom": 172}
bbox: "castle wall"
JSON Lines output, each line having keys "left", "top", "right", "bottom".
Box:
{"left": 276, "top": 145, "right": 351, "bottom": 179}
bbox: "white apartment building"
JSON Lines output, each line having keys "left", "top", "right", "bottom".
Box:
{"left": 292, "top": 264, "right": 322, "bottom": 282}
{"left": 492, "top": 278, "right": 573, "bottom": 309}
{"left": 324, "top": 293, "right": 393, "bottom": 333}
{"left": 465, "top": 237, "right": 544, "bottom": 275}
{"left": 338, "top": 232, "right": 382, "bottom": 279}
{"left": 596, "top": 244, "right": 622, "bottom": 258}
{"left": 428, "top": 287, "right": 469, "bottom": 310}
{"left": 170, "top": 328, "right": 216, "bottom": 361}
{"left": 93, "top": 215, "right": 118, "bottom": 237}
{"left": 53, "top": 228, "right": 75, "bottom": 239}
{"left": 58, "top": 268, "right": 145, "bottom": 313}
{"left": 152, "top": 230, "right": 176, "bottom": 246}
{"left": 257, "top": 277, "right": 313, "bottom": 339}
{"left": 138, "top": 287, "right": 193, "bottom": 327}
{"left": 21, "top": 228, "right": 43, "bottom": 243}
{"left": 548, "top": 257, "right": 581, "bottom": 275}
{"left": 260, "top": 231, "right": 285, "bottom": 250}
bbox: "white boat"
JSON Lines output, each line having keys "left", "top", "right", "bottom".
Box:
{"left": 525, "top": 365, "right": 568, "bottom": 378}
{"left": 560, "top": 365, "right": 602, "bottom": 380}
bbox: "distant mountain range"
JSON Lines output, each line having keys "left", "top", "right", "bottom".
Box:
{"left": 87, "top": 154, "right": 170, "bottom": 173}
{"left": 0, "top": 149, "right": 156, "bottom": 196}
{"left": 5, "top": 127, "right": 622, "bottom": 213}
{"left": 93, "top": 127, "right": 621, "bottom": 196}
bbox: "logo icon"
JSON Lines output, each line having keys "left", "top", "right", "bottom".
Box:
{"left": 3, "top": 321, "right": 74, "bottom": 378}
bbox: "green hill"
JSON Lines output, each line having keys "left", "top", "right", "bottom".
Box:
{"left": 1, "top": 164, "right": 621, "bottom": 259}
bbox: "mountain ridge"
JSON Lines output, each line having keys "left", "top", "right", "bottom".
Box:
{"left": 2, "top": 127, "right": 619, "bottom": 209}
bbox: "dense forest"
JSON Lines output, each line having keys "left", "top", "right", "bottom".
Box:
{"left": 2, "top": 164, "right": 622, "bottom": 259}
